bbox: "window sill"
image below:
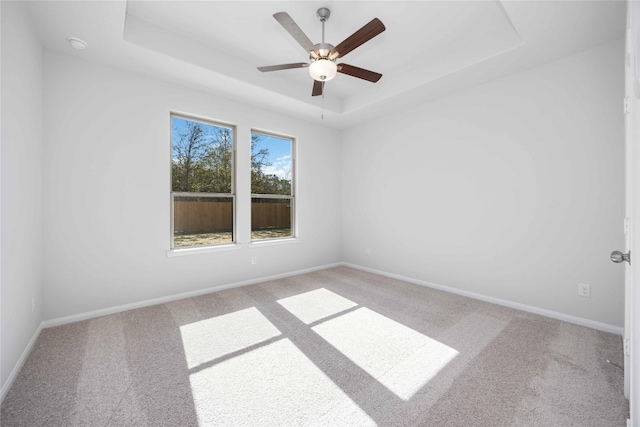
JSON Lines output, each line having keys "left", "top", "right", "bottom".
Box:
{"left": 250, "top": 237, "right": 300, "bottom": 248}
{"left": 166, "top": 244, "right": 241, "bottom": 257}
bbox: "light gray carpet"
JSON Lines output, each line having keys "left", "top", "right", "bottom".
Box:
{"left": 1, "top": 266, "right": 629, "bottom": 426}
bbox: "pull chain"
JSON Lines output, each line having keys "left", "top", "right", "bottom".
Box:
{"left": 321, "top": 83, "right": 325, "bottom": 119}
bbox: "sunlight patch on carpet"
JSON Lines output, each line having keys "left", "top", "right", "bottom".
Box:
{"left": 313, "top": 307, "right": 459, "bottom": 400}
{"left": 277, "top": 287, "right": 357, "bottom": 324}
{"left": 188, "top": 339, "right": 375, "bottom": 426}
{"left": 180, "top": 307, "right": 281, "bottom": 369}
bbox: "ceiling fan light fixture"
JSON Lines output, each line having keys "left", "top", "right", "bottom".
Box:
{"left": 309, "top": 59, "right": 337, "bottom": 82}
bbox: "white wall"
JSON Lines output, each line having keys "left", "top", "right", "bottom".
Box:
{"left": 342, "top": 39, "right": 625, "bottom": 327}
{"left": 1, "top": 5, "right": 625, "bottom": 396}
{"left": 42, "top": 52, "right": 342, "bottom": 320}
{"left": 1, "top": 2, "right": 45, "bottom": 393}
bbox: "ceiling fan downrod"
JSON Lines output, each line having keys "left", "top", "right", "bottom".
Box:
{"left": 317, "top": 7, "right": 330, "bottom": 44}
{"left": 313, "top": 8, "right": 334, "bottom": 60}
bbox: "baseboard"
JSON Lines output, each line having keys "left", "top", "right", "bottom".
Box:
{"left": 43, "top": 260, "right": 624, "bottom": 335}
{"left": 342, "top": 262, "right": 624, "bottom": 336}
{"left": 1, "top": 322, "right": 43, "bottom": 403}
{"left": 42, "top": 262, "right": 343, "bottom": 328}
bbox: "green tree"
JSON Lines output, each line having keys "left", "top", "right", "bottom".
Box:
{"left": 250, "top": 133, "right": 271, "bottom": 194}
{"left": 172, "top": 121, "right": 291, "bottom": 196}
{"left": 250, "top": 133, "right": 291, "bottom": 195}
{"left": 172, "top": 121, "right": 209, "bottom": 192}
{"left": 201, "top": 126, "right": 233, "bottom": 193}
{"left": 172, "top": 122, "right": 233, "bottom": 193}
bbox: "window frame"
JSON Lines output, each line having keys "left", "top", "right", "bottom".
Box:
{"left": 169, "top": 113, "right": 237, "bottom": 251}
{"left": 250, "top": 129, "right": 296, "bottom": 242}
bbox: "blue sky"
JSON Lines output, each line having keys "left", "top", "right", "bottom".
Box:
{"left": 171, "top": 116, "right": 228, "bottom": 159}
{"left": 252, "top": 133, "right": 292, "bottom": 181}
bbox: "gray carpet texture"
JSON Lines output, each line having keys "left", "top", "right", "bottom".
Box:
{"left": 1, "top": 266, "right": 629, "bottom": 426}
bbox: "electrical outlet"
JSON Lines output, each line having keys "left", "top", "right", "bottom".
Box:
{"left": 251, "top": 256, "right": 257, "bottom": 265}
{"left": 365, "top": 248, "right": 371, "bottom": 256}
{"left": 578, "top": 283, "right": 591, "bottom": 298}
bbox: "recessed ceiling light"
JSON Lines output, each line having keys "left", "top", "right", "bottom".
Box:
{"left": 67, "top": 37, "right": 88, "bottom": 50}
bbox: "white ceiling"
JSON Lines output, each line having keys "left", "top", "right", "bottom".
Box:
{"left": 27, "top": 1, "right": 626, "bottom": 129}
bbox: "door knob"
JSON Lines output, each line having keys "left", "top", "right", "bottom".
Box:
{"left": 611, "top": 250, "right": 631, "bottom": 264}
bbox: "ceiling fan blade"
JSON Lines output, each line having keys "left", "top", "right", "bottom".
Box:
{"left": 258, "top": 63, "right": 309, "bottom": 72}
{"left": 337, "top": 63, "right": 382, "bottom": 83}
{"left": 312, "top": 80, "right": 324, "bottom": 96}
{"left": 329, "top": 18, "right": 385, "bottom": 59}
{"left": 273, "top": 12, "right": 317, "bottom": 54}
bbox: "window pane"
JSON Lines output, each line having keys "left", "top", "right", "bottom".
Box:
{"left": 251, "top": 198, "right": 292, "bottom": 240}
{"left": 174, "top": 196, "right": 233, "bottom": 247}
{"left": 251, "top": 133, "right": 292, "bottom": 195}
{"left": 172, "top": 117, "right": 233, "bottom": 194}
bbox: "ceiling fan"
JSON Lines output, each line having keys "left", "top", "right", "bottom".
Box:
{"left": 257, "top": 8, "right": 386, "bottom": 96}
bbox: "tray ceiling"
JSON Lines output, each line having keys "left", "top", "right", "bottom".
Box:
{"left": 27, "top": 1, "right": 626, "bottom": 128}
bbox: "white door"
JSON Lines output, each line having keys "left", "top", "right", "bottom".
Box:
{"left": 623, "top": 2, "right": 640, "bottom": 425}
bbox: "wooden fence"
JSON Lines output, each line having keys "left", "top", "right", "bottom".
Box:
{"left": 252, "top": 201, "right": 291, "bottom": 229}
{"left": 174, "top": 200, "right": 291, "bottom": 233}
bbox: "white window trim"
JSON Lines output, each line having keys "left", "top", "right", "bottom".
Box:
{"left": 170, "top": 113, "right": 237, "bottom": 251}
{"left": 166, "top": 243, "right": 241, "bottom": 257}
{"left": 250, "top": 130, "right": 296, "bottom": 242}
{"left": 249, "top": 237, "right": 300, "bottom": 248}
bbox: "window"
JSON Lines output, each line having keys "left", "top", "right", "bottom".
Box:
{"left": 171, "top": 114, "right": 235, "bottom": 248}
{"left": 251, "top": 131, "right": 295, "bottom": 241}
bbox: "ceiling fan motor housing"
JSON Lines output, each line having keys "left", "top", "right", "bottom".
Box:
{"left": 311, "top": 42, "right": 335, "bottom": 60}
